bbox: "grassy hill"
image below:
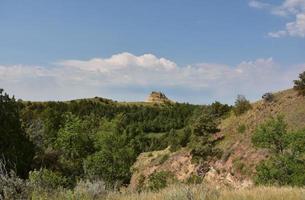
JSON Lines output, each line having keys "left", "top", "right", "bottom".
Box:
{"left": 216, "top": 89, "right": 305, "bottom": 180}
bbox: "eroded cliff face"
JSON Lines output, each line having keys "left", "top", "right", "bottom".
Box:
{"left": 146, "top": 91, "right": 172, "bottom": 103}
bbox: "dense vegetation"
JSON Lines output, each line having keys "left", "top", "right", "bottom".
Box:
{"left": 0, "top": 89, "right": 34, "bottom": 178}
{"left": 0, "top": 88, "right": 232, "bottom": 198}
{"left": 252, "top": 116, "right": 305, "bottom": 186}
{"left": 21, "top": 97, "right": 200, "bottom": 188}
{"left": 1, "top": 71, "right": 305, "bottom": 199}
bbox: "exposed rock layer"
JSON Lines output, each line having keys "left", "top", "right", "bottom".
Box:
{"left": 146, "top": 91, "right": 172, "bottom": 103}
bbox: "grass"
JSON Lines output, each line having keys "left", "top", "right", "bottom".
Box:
{"left": 107, "top": 185, "right": 305, "bottom": 200}
{"left": 32, "top": 185, "right": 305, "bottom": 200}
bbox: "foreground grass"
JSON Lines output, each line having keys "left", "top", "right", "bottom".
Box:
{"left": 32, "top": 185, "right": 305, "bottom": 200}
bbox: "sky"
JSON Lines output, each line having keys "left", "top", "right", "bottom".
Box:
{"left": 0, "top": 0, "right": 304, "bottom": 104}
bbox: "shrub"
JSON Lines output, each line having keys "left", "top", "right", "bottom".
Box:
{"left": 294, "top": 71, "right": 305, "bottom": 96}
{"left": 234, "top": 95, "right": 252, "bottom": 116}
{"left": 29, "top": 168, "right": 68, "bottom": 191}
{"left": 252, "top": 115, "right": 288, "bottom": 154}
{"left": 0, "top": 160, "right": 30, "bottom": 200}
{"left": 147, "top": 171, "right": 174, "bottom": 191}
{"left": 262, "top": 92, "right": 274, "bottom": 102}
{"left": 255, "top": 155, "right": 305, "bottom": 186}
{"left": 252, "top": 116, "right": 305, "bottom": 186}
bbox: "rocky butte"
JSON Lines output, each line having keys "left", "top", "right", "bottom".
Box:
{"left": 145, "top": 91, "right": 172, "bottom": 103}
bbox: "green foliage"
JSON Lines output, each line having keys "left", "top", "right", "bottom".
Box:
{"left": 294, "top": 71, "right": 305, "bottom": 96}
{"left": 1, "top": 87, "right": 230, "bottom": 192}
{"left": 29, "top": 168, "right": 68, "bottom": 191}
{"left": 252, "top": 116, "right": 288, "bottom": 154}
{"left": 255, "top": 155, "right": 305, "bottom": 186}
{"left": 252, "top": 116, "right": 305, "bottom": 186}
{"left": 84, "top": 129, "right": 136, "bottom": 188}
{"left": 54, "top": 113, "right": 94, "bottom": 179}
{"left": 210, "top": 101, "right": 232, "bottom": 118}
{"left": 147, "top": 171, "right": 174, "bottom": 191}
{"left": 189, "top": 112, "right": 222, "bottom": 164}
{"left": 0, "top": 89, "right": 34, "bottom": 178}
{"left": 234, "top": 95, "right": 252, "bottom": 116}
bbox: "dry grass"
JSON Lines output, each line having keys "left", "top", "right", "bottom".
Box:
{"left": 106, "top": 185, "right": 305, "bottom": 200}
{"left": 31, "top": 184, "right": 305, "bottom": 200}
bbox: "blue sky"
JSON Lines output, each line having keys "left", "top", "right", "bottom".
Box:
{"left": 0, "top": 0, "right": 305, "bottom": 104}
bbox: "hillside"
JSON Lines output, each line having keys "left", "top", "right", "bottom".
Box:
{"left": 130, "top": 88, "right": 305, "bottom": 189}
{"left": 215, "top": 89, "right": 305, "bottom": 181}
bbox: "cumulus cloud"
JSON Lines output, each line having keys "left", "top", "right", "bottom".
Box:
{"left": 0, "top": 53, "right": 304, "bottom": 104}
{"left": 250, "top": 0, "right": 305, "bottom": 38}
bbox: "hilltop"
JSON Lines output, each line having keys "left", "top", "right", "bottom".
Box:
{"left": 146, "top": 91, "right": 173, "bottom": 103}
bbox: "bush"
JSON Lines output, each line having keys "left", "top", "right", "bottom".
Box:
{"left": 147, "top": 171, "right": 174, "bottom": 191}
{"left": 252, "top": 115, "right": 288, "bottom": 154}
{"left": 252, "top": 116, "right": 305, "bottom": 186}
{"left": 262, "top": 92, "right": 274, "bottom": 102}
{"left": 29, "top": 168, "right": 68, "bottom": 191}
{"left": 234, "top": 95, "right": 252, "bottom": 116}
{"left": 255, "top": 155, "right": 305, "bottom": 186}
{"left": 0, "top": 160, "right": 30, "bottom": 200}
{"left": 294, "top": 71, "right": 305, "bottom": 96}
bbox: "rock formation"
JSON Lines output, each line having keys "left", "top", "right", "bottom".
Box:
{"left": 146, "top": 91, "right": 172, "bottom": 103}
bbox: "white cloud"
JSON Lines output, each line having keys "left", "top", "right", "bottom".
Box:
{"left": 250, "top": 0, "right": 305, "bottom": 38}
{"left": 0, "top": 53, "right": 304, "bottom": 104}
{"left": 249, "top": 1, "right": 270, "bottom": 9}
{"left": 58, "top": 52, "right": 177, "bottom": 73}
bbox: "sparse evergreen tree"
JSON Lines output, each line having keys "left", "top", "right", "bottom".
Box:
{"left": 234, "top": 95, "right": 252, "bottom": 116}
{"left": 294, "top": 71, "right": 305, "bottom": 96}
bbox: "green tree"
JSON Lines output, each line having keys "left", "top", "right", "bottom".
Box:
{"left": 189, "top": 113, "right": 221, "bottom": 164}
{"left": 294, "top": 71, "right": 305, "bottom": 96}
{"left": 234, "top": 95, "right": 252, "bottom": 116}
{"left": 84, "top": 119, "right": 136, "bottom": 188}
{"left": 252, "top": 116, "right": 305, "bottom": 186}
{"left": 0, "top": 89, "right": 34, "bottom": 178}
{"left": 252, "top": 116, "right": 288, "bottom": 154}
{"left": 54, "top": 113, "right": 93, "bottom": 180}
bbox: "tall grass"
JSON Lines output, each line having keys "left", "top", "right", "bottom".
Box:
{"left": 31, "top": 184, "right": 305, "bottom": 200}
{"left": 106, "top": 185, "right": 305, "bottom": 200}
